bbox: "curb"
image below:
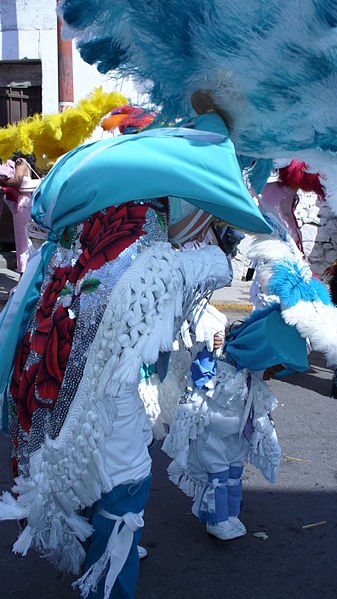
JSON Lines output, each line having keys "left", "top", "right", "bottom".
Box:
{"left": 210, "top": 300, "right": 253, "bottom": 312}
{"left": 0, "top": 299, "right": 253, "bottom": 313}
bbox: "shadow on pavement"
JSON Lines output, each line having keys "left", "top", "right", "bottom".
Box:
{"left": 0, "top": 390, "right": 336, "bottom": 599}
{"left": 277, "top": 351, "right": 333, "bottom": 398}
{"left": 138, "top": 447, "right": 337, "bottom": 599}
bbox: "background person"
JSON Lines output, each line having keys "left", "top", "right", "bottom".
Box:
{"left": 0, "top": 153, "right": 40, "bottom": 275}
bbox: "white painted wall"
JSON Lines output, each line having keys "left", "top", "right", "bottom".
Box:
{"left": 0, "top": 0, "right": 140, "bottom": 115}
{"left": 0, "top": 0, "right": 58, "bottom": 113}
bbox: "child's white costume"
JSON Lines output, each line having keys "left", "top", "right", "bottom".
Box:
{"left": 164, "top": 233, "right": 337, "bottom": 541}
{"left": 163, "top": 307, "right": 308, "bottom": 539}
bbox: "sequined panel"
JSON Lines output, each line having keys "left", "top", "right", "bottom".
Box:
{"left": 8, "top": 200, "right": 169, "bottom": 476}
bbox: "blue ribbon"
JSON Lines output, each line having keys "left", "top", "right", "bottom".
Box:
{"left": 190, "top": 347, "right": 217, "bottom": 389}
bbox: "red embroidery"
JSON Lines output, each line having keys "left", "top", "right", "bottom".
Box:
{"left": 10, "top": 202, "right": 149, "bottom": 437}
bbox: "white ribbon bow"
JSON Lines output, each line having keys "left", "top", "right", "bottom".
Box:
{"left": 73, "top": 509, "right": 144, "bottom": 599}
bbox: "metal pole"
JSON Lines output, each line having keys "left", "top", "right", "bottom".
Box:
{"left": 57, "top": 1, "right": 74, "bottom": 111}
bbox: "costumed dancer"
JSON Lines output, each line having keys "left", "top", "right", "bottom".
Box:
{"left": 163, "top": 233, "right": 337, "bottom": 541}
{"left": 0, "top": 103, "right": 270, "bottom": 599}
{"left": 249, "top": 160, "right": 325, "bottom": 310}
{"left": 0, "top": 153, "right": 40, "bottom": 275}
{"left": 164, "top": 307, "right": 307, "bottom": 540}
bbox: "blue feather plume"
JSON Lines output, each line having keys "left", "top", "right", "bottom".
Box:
{"left": 59, "top": 1, "right": 337, "bottom": 156}
{"left": 269, "top": 261, "right": 332, "bottom": 308}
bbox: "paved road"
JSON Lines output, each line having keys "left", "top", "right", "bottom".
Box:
{"left": 0, "top": 331, "right": 336, "bottom": 597}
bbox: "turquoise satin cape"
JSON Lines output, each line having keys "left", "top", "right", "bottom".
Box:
{"left": 0, "top": 114, "right": 271, "bottom": 394}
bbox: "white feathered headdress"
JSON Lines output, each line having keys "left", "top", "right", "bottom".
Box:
{"left": 248, "top": 235, "right": 337, "bottom": 365}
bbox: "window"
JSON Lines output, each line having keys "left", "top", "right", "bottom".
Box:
{"left": 0, "top": 60, "right": 42, "bottom": 125}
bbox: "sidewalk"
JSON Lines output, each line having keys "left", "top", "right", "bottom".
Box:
{"left": 211, "top": 279, "right": 252, "bottom": 312}
{"left": 0, "top": 250, "right": 19, "bottom": 307}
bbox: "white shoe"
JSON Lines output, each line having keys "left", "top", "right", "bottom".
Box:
{"left": 229, "top": 516, "right": 247, "bottom": 535}
{"left": 206, "top": 518, "right": 247, "bottom": 541}
{"left": 137, "top": 545, "right": 148, "bottom": 560}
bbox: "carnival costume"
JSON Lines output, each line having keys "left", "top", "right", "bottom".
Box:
{"left": 0, "top": 113, "right": 270, "bottom": 598}
{"left": 163, "top": 306, "right": 308, "bottom": 540}
{"left": 164, "top": 233, "right": 337, "bottom": 541}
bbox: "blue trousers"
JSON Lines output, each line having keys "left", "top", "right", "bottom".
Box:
{"left": 200, "top": 467, "right": 243, "bottom": 524}
{"left": 83, "top": 474, "right": 152, "bottom": 599}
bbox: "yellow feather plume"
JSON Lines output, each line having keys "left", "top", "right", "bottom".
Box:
{"left": 0, "top": 88, "right": 127, "bottom": 170}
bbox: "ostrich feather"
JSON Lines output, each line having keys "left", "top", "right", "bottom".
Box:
{"left": 248, "top": 234, "right": 337, "bottom": 364}
{"left": 0, "top": 88, "right": 128, "bottom": 170}
{"left": 58, "top": 1, "right": 337, "bottom": 211}
{"left": 57, "top": 0, "right": 337, "bottom": 145}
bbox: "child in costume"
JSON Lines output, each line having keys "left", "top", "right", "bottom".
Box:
{"left": 163, "top": 305, "right": 309, "bottom": 540}
{"left": 164, "top": 225, "right": 337, "bottom": 541}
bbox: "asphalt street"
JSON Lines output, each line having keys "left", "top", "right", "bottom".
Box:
{"left": 0, "top": 315, "right": 336, "bottom": 598}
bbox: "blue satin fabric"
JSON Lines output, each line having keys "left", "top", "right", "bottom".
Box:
{"left": 0, "top": 114, "right": 271, "bottom": 401}
{"left": 190, "top": 306, "right": 308, "bottom": 390}
{"left": 0, "top": 239, "right": 56, "bottom": 393}
{"left": 32, "top": 115, "right": 271, "bottom": 235}
{"left": 225, "top": 305, "right": 308, "bottom": 373}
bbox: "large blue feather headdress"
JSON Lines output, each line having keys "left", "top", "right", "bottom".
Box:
{"left": 58, "top": 1, "right": 337, "bottom": 211}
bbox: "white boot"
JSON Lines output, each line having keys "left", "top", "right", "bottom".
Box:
{"left": 229, "top": 516, "right": 247, "bottom": 535}
{"left": 206, "top": 517, "right": 246, "bottom": 540}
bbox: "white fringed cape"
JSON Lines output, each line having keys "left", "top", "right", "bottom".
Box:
{"left": 0, "top": 242, "right": 228, "bottom": 574}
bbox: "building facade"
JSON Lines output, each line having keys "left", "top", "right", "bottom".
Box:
{"left": 0, "top": 0, "right": 139, "bottom": 123}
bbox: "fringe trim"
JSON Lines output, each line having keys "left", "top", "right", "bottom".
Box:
{"left": 0, "top": 242, "right": 226, "bottom": 576}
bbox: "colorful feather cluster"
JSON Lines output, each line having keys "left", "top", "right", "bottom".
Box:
{"left": 59, "top": 1, "right": 337, "bottom": 212}
{"left": 101, "top": 105, "right": 156, "bottom": 134}
{"left": 278, "top": 160, "right": 325, "bottom": 199}
{"left": 248, "top": 235, "right": 337, "bottom": 365}
{"left": 0, "top": 88, "right": 127, "bottom": 170}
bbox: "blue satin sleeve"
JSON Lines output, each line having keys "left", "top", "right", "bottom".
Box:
{"left": 0, "top": 240, "right": 56, "bottom": 393}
